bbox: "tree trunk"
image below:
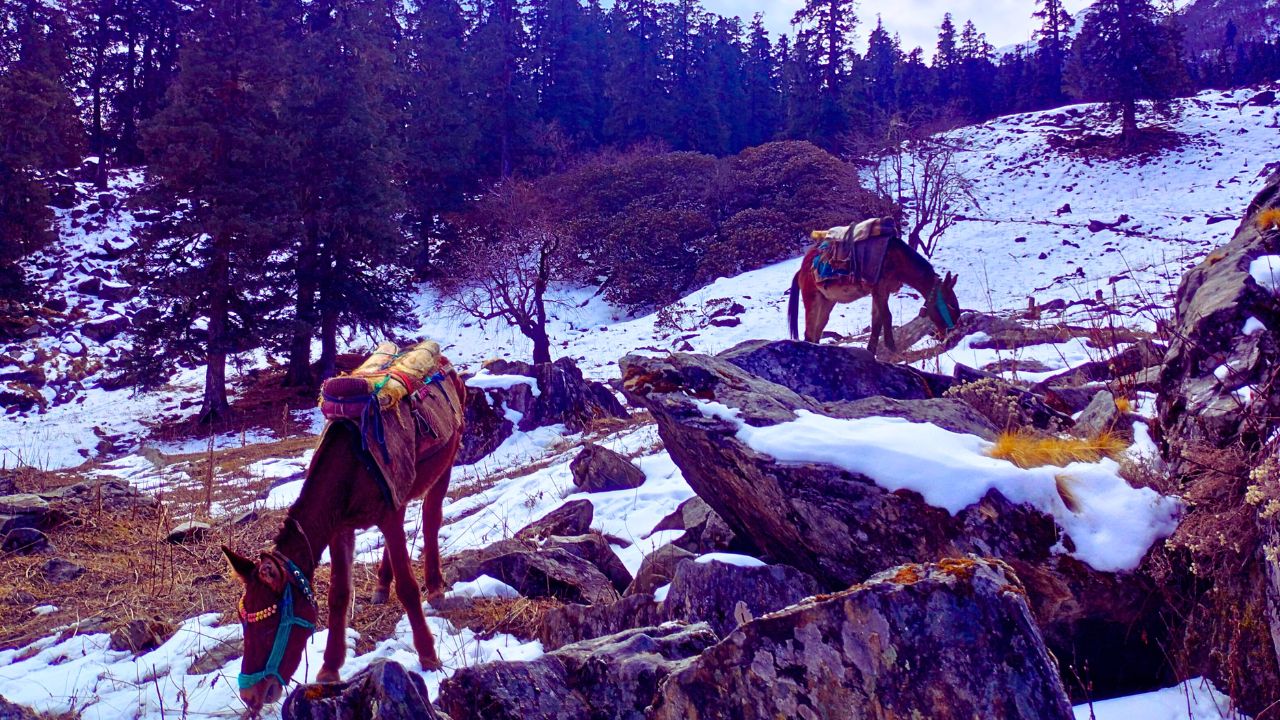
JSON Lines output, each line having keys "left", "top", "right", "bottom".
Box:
{"left": 200, "top": 242, "right": 232, "bottom": 424}
{"left": 1121, "top": 100, "right": 1139, "bottom": 146}
{"left": 284, "top": 221, "right": 319, "bottom": 387}
{"left": 530, "top": 326, "right": 552, "bottom": 365}
{"left": 319, "top": 299, "right": 338, "bottom": 382}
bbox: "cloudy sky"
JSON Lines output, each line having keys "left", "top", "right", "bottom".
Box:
{"left": 702, "top": 0, "right": 1096, "bottom": 58}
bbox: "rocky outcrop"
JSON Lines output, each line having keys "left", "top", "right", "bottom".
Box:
{"left": 438, "top": 623, "right": 718, "bottom": 720}
{"left": 661, "top": 557, "right": 819, "bottom": 637}
{"left": 538, "top": 593, "right": 663, "bottom": 650}
{"left": 482, "top": 357, "right": 628, "bottom": 433}
{"left": 648, "top": 497, "right": 738, "bottom": 555}
{"left": 476, "top": 547, "right": 620, "bottom": 605}
{"left": 649, "top": 558, "right": 1074, "bottom": 720}
{"left": 1159, "top": 170, "right": 1280, "bottom": 460}
{"left": 620, "top": 346, "right": 1169, "bottom": 698}
{"left": 718, "top": 339, "right": 953, "bottom": 402}
{"left": 458, "top": 386, "right": 514, "bottom": 465}
{"left": 625, "top": 543, "right": 695, "bottom": 597}
{"left": 569, "top": 444, "right": 646, "bottom": 493}
{"left": 514, "top": 499, "right": 593, "bottom": 541}
{"left": 283, "top": 660, "right": 441, "bottom": 720}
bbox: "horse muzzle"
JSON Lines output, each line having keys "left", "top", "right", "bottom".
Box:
{"left": 240, "top": 677, "right": 282, "bottom": 713}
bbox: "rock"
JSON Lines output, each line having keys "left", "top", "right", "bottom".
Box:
{"left": 231, "top": 509, "right": 258, "bottom": 526}
{"left": 43, "top": 296, "right": 68, "bottom": 313}
{"left": 650, "top": 558, "right": 1074, "bottom": 720}
{"left": 828, "top": 396, "right": 999, "bottom": 440}
{"left": 458, "top": 386, "right": 514, "bottom": 464}
{"left": 620, "top": 349, "right": 1165, "bottom": 697}
{"left": 82, "top": 314, "right": 129, "bottom": 343}
{"left": 76, "top": 277, "right": 102, "bottom": 295}
{"left": 283, "top": 659, "right": 441, "bottom": 720}
{"left": 477, "top": 548, "right": 620, "bottom": 605}
{"left": 188, "top": 637, "right": 243, "bottom": 675}
{"left": 438, "top": 623, "right": 718, "bottom": 720}
{"left": 41, "top": 477, "right": 156, "bottom": 510}
{"left": 649, "top": 497, "right": 738, "bottom": 555}
{"left": 514, "top": 499, "right": 593, "bottom": 541}
{"left": 96, "top": 280, "right": 134, "bottom": 302}
{"left": 538, "top": 593, "right": 663, "bottom": 650}
{"left": 1071, "top": 390, "right": 1134, "bottom": 440}
{"left": 109, "top": 619, "right": 176, "bottom": 654}
{"left": 544, "top": 534, "right": 632, "bottom": 593}
{"left": 662, "top": 557, "right": 819, "bottom": 637}
{"left": 569, "top": 444, "right": 645, "bottom": 493}
{"left": 1160, "top": 171, "right": 1280, "bottom": 458}
{"left": 717, "top": 339, "right": 953, "bottom": 403}
{"left": 1, "top": 527, "right": 50, "bottom": 555}
{"left": 166, "top": 521, "right": 211, "bottom": 544}
{"left": 483, "top": 357, "right": 628, "bottom": 433}
{"left": 41, "top": 557, "right": 85, "bottom": 584}
{"left": 0, "top": 494, "right": 66, "bottom": 536}
{"left": 625, "top": 543, "right": 695, "bottom": 597}
{"left": 1248, "top": 90, "right": 1276, "bottom": 106}
{"left": 1037, "top": 339, "right": 1166, "bottom": 390}
{"left": 0, "top": 695, "right": 39, "bottom": 720}
{"left": 443, "top": 539, "right": 526, "bottom": 586}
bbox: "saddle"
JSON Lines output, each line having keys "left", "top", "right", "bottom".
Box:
{"left": 811, "top": 217, "right": 897, "bottom": 285}
{"left": 318, "top": 341, "right": 464, "bottom": 510}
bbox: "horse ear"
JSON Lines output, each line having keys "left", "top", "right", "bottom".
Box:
{"left": 223, "top": 546, "right": 256, "bottom": 582}
{"left": 946, "top": 272, "right": 958, "bottom": 289}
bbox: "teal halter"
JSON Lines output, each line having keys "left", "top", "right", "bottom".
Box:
{"left": 934, "top": 284, "right": 956, "bottom": 330}
{"left": 237, "top": 558, "right": 315, "bottom": 691}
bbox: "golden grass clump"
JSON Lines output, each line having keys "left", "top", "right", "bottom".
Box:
{"left": 987, "top": 431, "right": 1127, "bottom": 469}
{"left": 1255, "top": 207, "right": 1280, "bottom": 232}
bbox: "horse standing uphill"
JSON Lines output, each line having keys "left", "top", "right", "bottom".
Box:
{"left": 788, "top": 217, "right": 961, "bottom": 354}
{"left": 222, "top": 341, "right": 465, "bottom": 714}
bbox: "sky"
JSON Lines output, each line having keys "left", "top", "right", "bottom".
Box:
{"left": 702, "top": 0, "right": 1096, "bottom": 58}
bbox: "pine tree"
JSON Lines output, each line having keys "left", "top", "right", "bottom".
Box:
{"left": 0, "top": 2, "right": 83, "bottom": 297}
{"left": 1032, "top": 0, "right": 1072, "bottom": 106}
{"left": 471, "top": 0, "right": 536, "bottom": 177}
{"left": 957, "top": 20, "right": 995, "bottom": 119}
{"left": 933, "top": 13, "right": 959, "bottom": 102}
{"left": 791, "top": 0, "right": 857, "bottom": 140}
{"left": 603, "top": 0, "right": 669, "bottom": 144}
{"left": 741, "top": 14, "right": 780, "bottom": 147}
{"left": 131, "top": 0, "right": 293, "bottom": 420}
{"left": 864, "top": 17, "right": 899, "bottom": 114}
{"left": 1065, "top": 0, "right": 1188, "bottom": 144}
{"left": 529, "top": 0, "right": 606, "bottom": 145}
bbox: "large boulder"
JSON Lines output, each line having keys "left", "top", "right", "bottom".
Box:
{"left": 537, "top": 593, "right": 663, "bottom": 650}
{"left": 569, "top": 444, "right": 646, "bottom": 493}
{"left": 282, "top": 660, "right": 441, "bottom": 720}
{"left": 718, "top": 339, "right": 953, "bottom": 403}
{"left": 437, "top": 623, "right": 718, "bottom": 720}
{"left": 648, "top": 497, "right": 739, "bottom": 555}
{"left": 458, "top": 385, "right": 514, "bottom": 464}
{"left": 1159, "top": 170, "right": 1280, "bottom": 460}
{"left": 482, "top": 357, "right": 628, "bottom": 433}
{"left": 649, "top": 558, "right": 1074, "bottom": 720}
{"left": 476, "top": 547, "right": 620, "bottom": 605}
{"left": 620, "top": 349, "right": 1171, "bottom": 698}
{"left": 661, "top": 556, "right": 819, "bottom": 637}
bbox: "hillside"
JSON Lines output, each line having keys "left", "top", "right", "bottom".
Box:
{"left": 3, "top": 86, "right": 1279, "bottom": 719}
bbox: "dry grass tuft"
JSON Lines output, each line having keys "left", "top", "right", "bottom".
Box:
{"left": 1055, "top": 473, "right": 1080, "bottom": 512}
{"left": 436, "top": 596, "right": 563, "bottom": 641}
{"left": 988, "top": 430, "right": 1127, "bottom": 469}
{"left": 1255, "top": 207, "right": 1280, "bottom": 232}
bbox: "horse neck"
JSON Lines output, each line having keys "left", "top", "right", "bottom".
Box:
{"left": 891, "top": 241, "right": 939, "bottom": 296}
{"left": 275, "top": 450, "right": 346, "bottom": 578}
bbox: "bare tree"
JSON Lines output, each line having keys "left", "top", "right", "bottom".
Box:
{"left": 438, "top": 179, "right": 570, "bottom": 365}
{"left": 868, "top": 116, "right": 981, "bottom": 256}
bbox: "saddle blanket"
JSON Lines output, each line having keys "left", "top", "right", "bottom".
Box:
{"left": 812, "top": 217, "right": 896, "bottom": 285}
{"left": 317, "top": 340, "right": 464, "bottom": 510}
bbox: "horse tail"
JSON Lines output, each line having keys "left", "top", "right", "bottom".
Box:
{"left": 788, "top": 271, "right": 801, "bottom": 341}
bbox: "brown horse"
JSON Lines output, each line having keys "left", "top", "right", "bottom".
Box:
{"left": 788, "top": 218, "right": 961, "bottom": 353}
{"left": 222, "top": 372, "right": 464, "bottom": 714}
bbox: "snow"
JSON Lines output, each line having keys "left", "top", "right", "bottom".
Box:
{"left": 443, "top": 575, "right": 520, "bottom": 601}
{"left": 1243, "top": 316, "right": 1266, "bottom": 335}
{"left": 31, "top": 605, "right": 57, "bottom": 616}
{"left": 696, "top": 402, "right": 1181, "bottom": 573}
{"left": 695, "top": 552, "right": 767, "bottom": 568}
{"left": 1072, "top": 678, "right": 1242, "bottom": 720}
{"left": 1249, "top": 255, "right": 1280, "bottom": 292}
{"left": 467, "top": 371, "right": 541, "bottom": 397}
{"left": 652, "top": 583, "right": 671, "bottom": 602}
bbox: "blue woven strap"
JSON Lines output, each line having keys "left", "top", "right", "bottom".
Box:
{"left": 237, "top": 583, "right": 315, "bottom": 690}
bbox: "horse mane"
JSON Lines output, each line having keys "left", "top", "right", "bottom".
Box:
{"left": 889, "top": 236, "right": 937, "bottom": 283}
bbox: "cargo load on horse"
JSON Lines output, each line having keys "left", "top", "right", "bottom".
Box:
{"left": 810, "top": 217, "right": 897, "bottom": 286}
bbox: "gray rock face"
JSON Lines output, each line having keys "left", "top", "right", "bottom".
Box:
{"left": 649, "top": 558, "right": 1074, "bottom": 720}
{"left": 649, "top": 497, "right": 739, "bottom": 555}
{"left": 544, "top": 533, "right": 633, "bottom": 593}
{"left": 483, "top": 357, "right": 628, "bottom": 433}
{"left": 476, "top": 547, "right": 620, "bottom": 605}
{"left": 458, "top": 385, "right": 514, "bottom": 465}
{"left": 662, "top": 557, "right": 819, "bottom": 638}
{"left": 1071, "top": 390, "right": 1135, "bottom": 441}
{"left": 620, "top": 347, "right": 1167, "bottom": 698}
{"left": 41, "top": 557, "right": 85, "bottom": 584}
{"left": 569, "top": 444, "right": 646, "bottom": 493}
{"left": 827, "top": 395, "right": 999, "bottom": 440}
{"left": 514, "top": 499, "right": 593, "bottom": 541}
{"left": 438, "top": 623, "right": 718, "bottom": 720}
{"left": 538, "top": 593, "right": 663, "bottom": 650}
{"left": 625, "top": 543, "right": 695, "bottom": 597}
{"left": 718, "top": 339, "right": 954, "bottom": 403}
{"left": 283, "top": 660, "right": 440, "bottom": 720}
{"left": 1159, "top": 170, "right": 1280, "bottom": 459}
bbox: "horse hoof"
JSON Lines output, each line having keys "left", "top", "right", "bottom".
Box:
{"left": 425, "top": 589, "right": 445, "bottom": 607}
{"left": 316, "top": 668, "right": 341, "bottom": 683}
{"left": 371, "top": 588, "right": 389, "bottom": 605}
{"left": 420, "top": 655, "right": 443, "bottom": 672}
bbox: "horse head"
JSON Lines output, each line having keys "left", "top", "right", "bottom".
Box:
{"left": 923, "top": 271, "right": 961, "bottom": 335}
{"left": 222, "top": 546, "right": 318, "bottom": 714}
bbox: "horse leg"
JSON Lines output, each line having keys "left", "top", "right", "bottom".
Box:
{"left": 372, "top": 547, "right": 392, "bottom": 605}
{"left": 382, "top": 514, "right": 441, "bottom": 671}
{"left": 804, "top": 292, "right": 834, "bottom": 344}
{"left": 878, "top": 291, "right": 897, "bottom": 354}
{"left": 317, "top": 528, "right": 355, "bottom": 683}
{"left": 868, "top": 298, "right": 881, "bottom": 355}
{"left": 421, "top": 469, "right": 452, "bottom": 604}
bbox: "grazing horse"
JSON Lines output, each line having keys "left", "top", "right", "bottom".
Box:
{"left": 222, "top": 369, "right": 464, "bottom": 714}
{"left": 788, "top": 218, "right": 961, "bottom": 354}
